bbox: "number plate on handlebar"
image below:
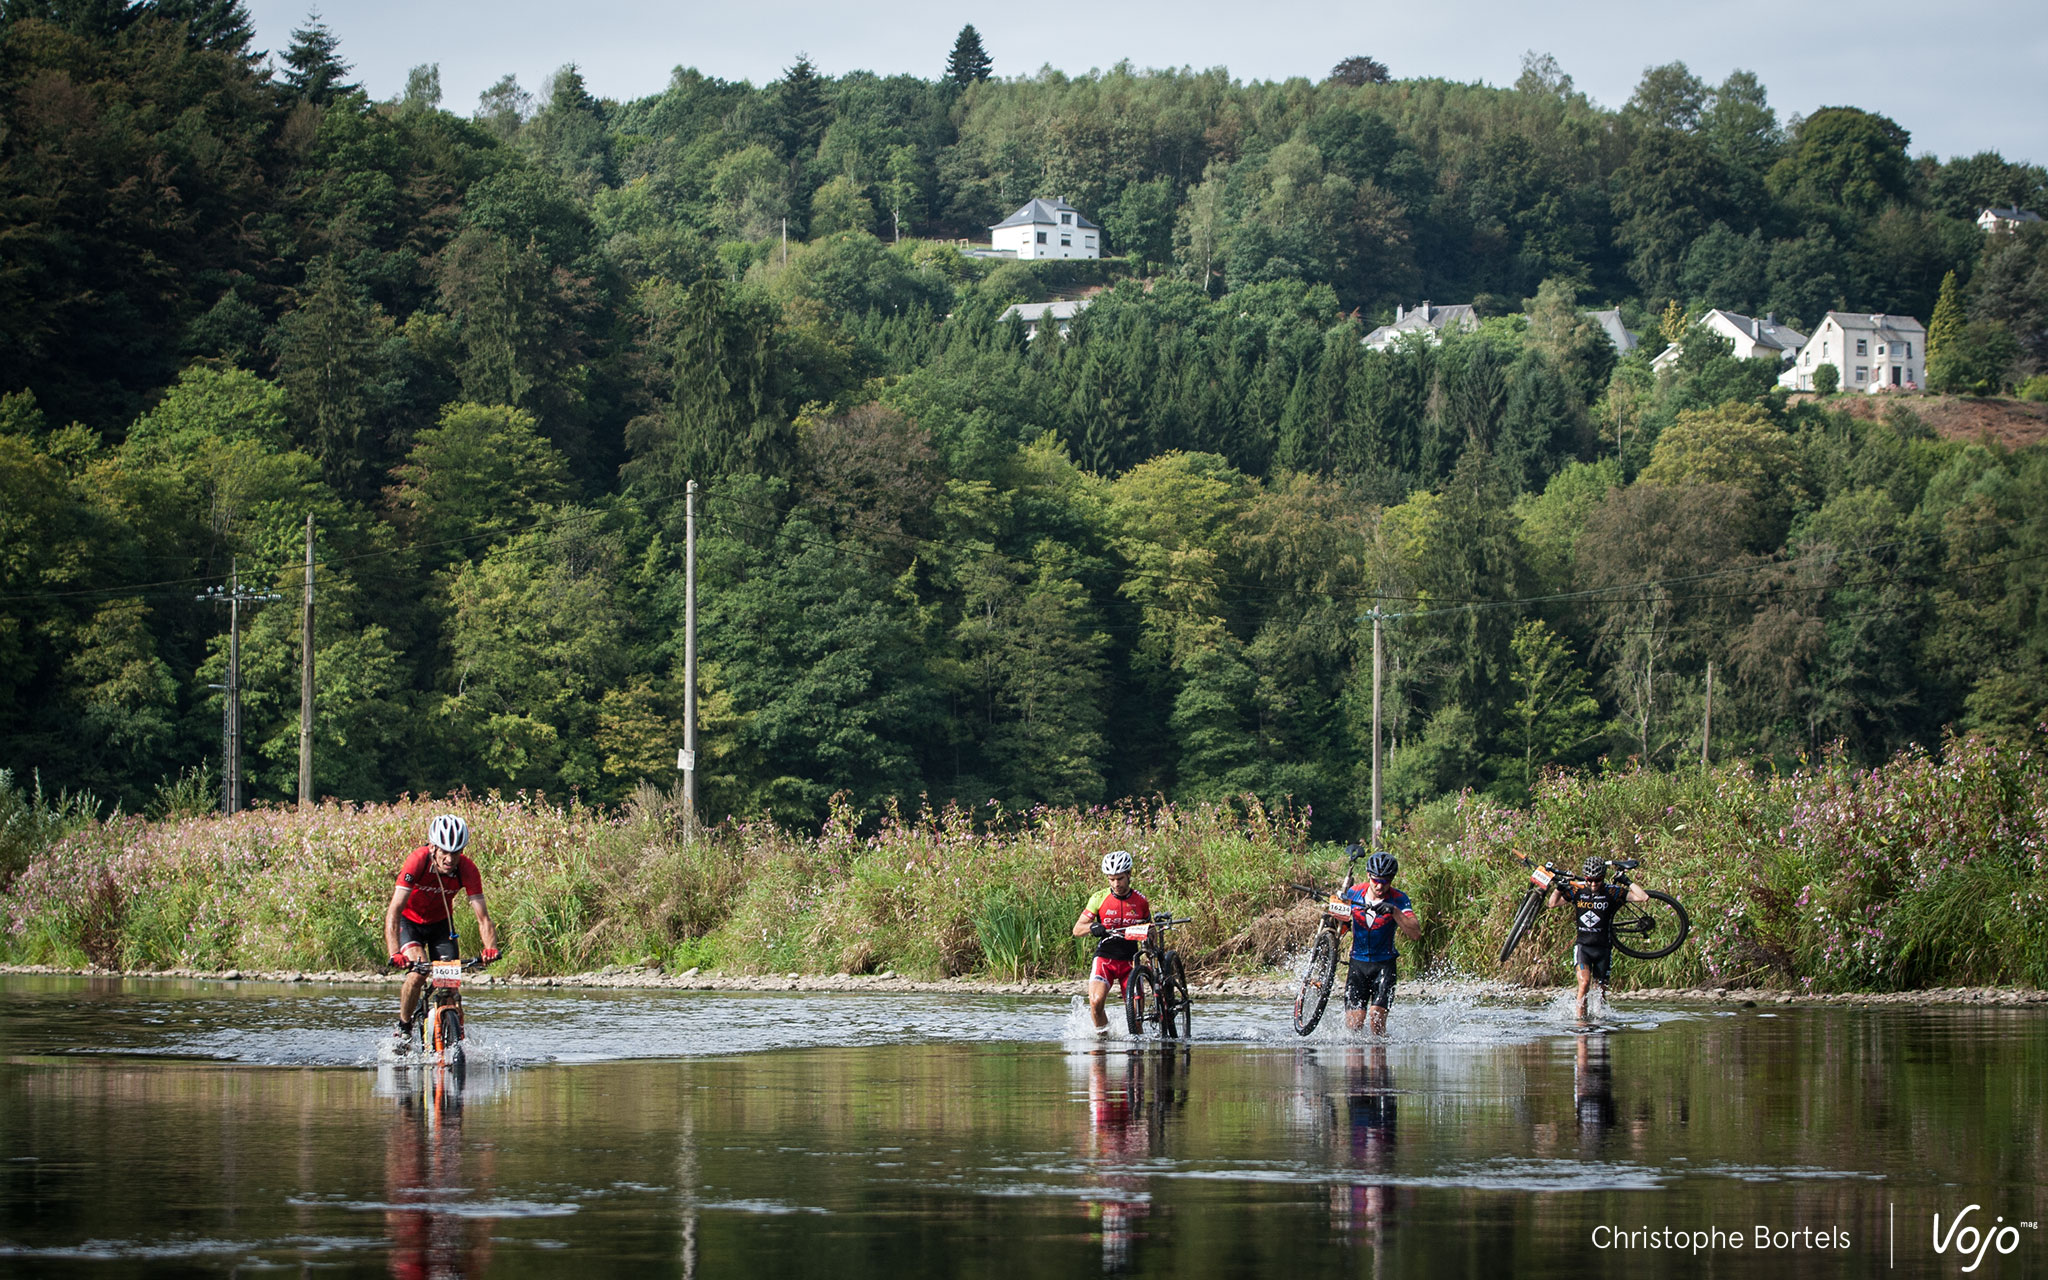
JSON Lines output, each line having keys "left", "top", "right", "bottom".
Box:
{"left": 1120, "top": 924, "right": 1150, "bottom": 942}
{"left": 1529, "top": 866, "right": 1555, "bottom": 890}
{"left": 1326, "top": 899, "right": 1353, "bottom": 918}
{"left": 430, "top": 961, "right": 463, "bottom": 989}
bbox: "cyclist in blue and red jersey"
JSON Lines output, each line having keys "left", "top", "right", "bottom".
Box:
{"left": 1070, "top": 850, "right": 1151, "bottom": 1033}
{"left": 1338, "top": 851, "right": 1421, "bottom": 1036}
{"left": 382, "top": 814, "right": 499, "bottom": 1046}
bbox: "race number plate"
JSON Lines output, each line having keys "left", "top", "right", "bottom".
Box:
{"left": 430, "top": 961, "right": 463, "bottom": 989}
{"left": 1326, "top": 899, "right": 1353, "bottom": 918}
{"left": 1529, "top": 866, "right": 1555, "bottom": 890}
{"left": 1120, "top": 924, "right": 1150, "bottom": 942}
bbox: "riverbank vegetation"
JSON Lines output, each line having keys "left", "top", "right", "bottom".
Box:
{"left": 5, "top": 732, "right": 2040, "bottom": 992}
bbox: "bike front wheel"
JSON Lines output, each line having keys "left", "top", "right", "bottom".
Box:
{"left": 1499, "top": 889, "right": 1545, "bottom": 965}
{"left": 1292, "top": 930, "right": 1340, "bottom": 1036}
{"left": 1165, "top": 953, "right": 1192, "bottom": 1040}
{"left": 1125, "top": 966, "right": 1161, "bottom": 1037}
{"left": 428, "top": 1003, "right": 464, "bottom": 1063}
{"left": 1612, "top": 891, "right": 1691, "bottom": 960}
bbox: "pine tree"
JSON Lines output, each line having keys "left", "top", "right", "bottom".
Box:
{"left": 152, "top": 0, "right": 258, "bottom": 56}
{"left": 1927, "top": 269, "right": 1964, "bottom": 366}
{"left": 945, "top": 25, "right": 992, "bottom": 86}
{"left": 775, "top": 53, "right": 829, "bottom": 163}
{"left": 281, "top": 9, "right": 356, "bottom": 104}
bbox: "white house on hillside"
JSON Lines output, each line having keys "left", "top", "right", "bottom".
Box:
{"left": 1362, "top": 301, "right": 1478, "bottom": 350}
{"left": 1977, "top": 206, "right": 2042, "bottom": 233}
{"left": 1651, "top": 309, "right": 1806, "bottom": 371}
{"left": 997, "top": 299, "right": 1091, "bottom": 340}
{"left": 990, "top": 197, "right": 1100, "bottom": 260}
{"left": 1777, "top": 313, "right": 1926, "bottom": 393}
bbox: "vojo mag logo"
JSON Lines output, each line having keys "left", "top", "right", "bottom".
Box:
{"left": 1932, "top": 1205, "right": 2037, "bottom": 1272}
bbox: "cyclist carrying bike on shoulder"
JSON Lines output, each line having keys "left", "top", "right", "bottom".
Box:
{"left": 383, "top": 814, "right": 499, "bottom": 1047}
{"left": 1547, "top": 855, "right": 1649, "bottom": 1023}
{"left": 1338, "top": 851, "right": 1420, "bottom": 1036}
{"left": 1071, "top": 849, "right": 1150, "bottom": 1034}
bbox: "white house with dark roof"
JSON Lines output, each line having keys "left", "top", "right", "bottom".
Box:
{"left": 990, "top": 197, "right": 1100, "bottom": 260}
{"left": 1777, "top": 312, "right": 1926, "bottom": 393}
{"left": 997, "top": 299, "right": 1091, "bottom": 340}
{"left": 1651, "top": 309, "right": 1806, "bottom": 371}
{"left": 1362, "top": 301, "right": 1478, "bottom": 350}
{"left": 1976, "top": 206, "right": 2042, "bottom": 234}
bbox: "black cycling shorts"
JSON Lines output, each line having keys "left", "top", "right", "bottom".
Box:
{"left": 1574, "top": 943, "right": 1614, "bottom": 983}
{"left": 398, "top": 916, "right": 460, "bottom": 960}
{"left": 1345, "top": 960, "right": 1398, "bottom": 1010}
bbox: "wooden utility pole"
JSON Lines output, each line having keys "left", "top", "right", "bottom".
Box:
{"left": 299, "top": 514, "right": 315, "bottom": 808}
{"left": 682, "top": 480, "right": 698, "bottom": 837}
{"left": 199, "top": 560, "right": 280, "bottom": 814}
{"left": 1701, "top": 661, "right": 1714, "bottom": 767}
{"left": 1370, "top": 609, "right": 1384, "bottom": 848}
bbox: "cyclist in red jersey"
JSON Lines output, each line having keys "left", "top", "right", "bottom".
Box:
{"left": 382, "top": 814, "right": 500, "bottom": 1046}
{"left": 1070, "top": 849, "right": 1151, "bottom": 1033}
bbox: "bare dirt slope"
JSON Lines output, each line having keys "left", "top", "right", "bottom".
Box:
{"left": 1814, "top": 393, "right": 2048, "bottom": 449}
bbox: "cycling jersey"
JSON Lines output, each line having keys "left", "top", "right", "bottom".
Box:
{"left": 395, "top": 846, "right": 483, "bottom": 924}
{"left": 1339, "top": 887, "right": 1413, "bottom": 963}
{"left": 1563, "top": 882, "right": 1628, "bottom": 946}
{"left": 1083, "top": 886, "right": 1151, "bottom": 963}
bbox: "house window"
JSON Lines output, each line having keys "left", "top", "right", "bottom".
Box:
{"left": 1061, "top": 213, "right": 1072, "bottom": 225}
{"left": 1061, "top": 236, "right": 1071, "bottom": 246}
{"left": 1822, "top": 342, "right": 1829, "bottom": 358}
{"left": 1855, "top": 366, "right": 1867, "bottom": 382}
{"left": 1877, "top": 344, "right": 1886, "bottom": 355}
{"left": 1904, "top": 342, "right": 1912, "bottom": 358}
{"left": 1036, "top": 232, "right": 1047, "bottom": 244}
{"left": 1856, "top": 339, "right": 1867, "bottom": 356}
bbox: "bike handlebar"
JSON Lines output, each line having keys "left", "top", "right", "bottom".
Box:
{"left": 406, "top": 957, "right": 495, "bottom": 974}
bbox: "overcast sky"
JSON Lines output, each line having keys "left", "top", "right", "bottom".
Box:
{"left": 246, "top": 1, "right": 2046, "bottom": 165}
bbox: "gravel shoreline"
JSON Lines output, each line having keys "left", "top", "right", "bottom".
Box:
{"left": 3, "top": 963, "right": 2043, "bottom": 1006}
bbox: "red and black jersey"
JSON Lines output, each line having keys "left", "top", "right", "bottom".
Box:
{"left": 1083, "top": 886, "right": 1151, "bottom": 962}
{"left": 395, "top": 846, "right": 483, "bottom": 924}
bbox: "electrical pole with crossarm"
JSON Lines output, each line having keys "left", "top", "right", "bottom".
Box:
{"left": 197, "top": 560, "right": 281, "bottom": 814}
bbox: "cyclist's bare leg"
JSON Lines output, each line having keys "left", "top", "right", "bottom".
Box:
{"left": 398, "top": 942, "right": 428, "bottom": 1024}
{"left": 1573, "top": 966, "right": 1593, "bottom": 1023}
{"left": 1086, "top": 977, "right": 1111, "bottom": 1031}
{"left": 1345, "top": 1006, "right": 1366, "bottom": 1032}
{"left": 1368, "top": 1004, "right": 1388, "bottom": 1036}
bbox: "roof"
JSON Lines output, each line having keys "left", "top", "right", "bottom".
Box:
{"left": 1819, "top": 311, "right": 1926, "bottom": 335}
{"left": 1708, "top": 309, "right": 1807, "bottom": 353}
{"left": 1979, "top": 206, "right": 2042, "bottom": 224}
{"left": 991, "top": 197, "right": 1100, "bottom": 231}
{"left": 1362, "top": 301, "right": 1478, "bottom": 346}
{"left": 1583, "top": 309, "right": 1639, "bottom": 353}
{"left": 998, "top": 300, "right": 1091, "bottom": 324}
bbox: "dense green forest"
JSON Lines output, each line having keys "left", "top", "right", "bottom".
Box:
{"left": 3, "top": 4, "right": 2046, "bottom": 839}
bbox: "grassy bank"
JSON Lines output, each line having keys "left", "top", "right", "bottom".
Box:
{"left": 3, "top": 734, "right": 2043, "bottom": 991}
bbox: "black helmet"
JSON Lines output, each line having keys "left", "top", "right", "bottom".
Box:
{"left": 1580, "top": 856, "right": 1608, "bottom": 881}
{"left": 1364, "top": 851, "right": 1398, "bottom": 881}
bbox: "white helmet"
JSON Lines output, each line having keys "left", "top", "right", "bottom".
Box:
{"left": 428, "top": 814, "right": 468, "bottom": 853}
{"left": 1101, "top": 849, "right": 1133, "bottom": 876}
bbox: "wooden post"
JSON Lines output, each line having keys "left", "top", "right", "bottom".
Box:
{"left": 228, "top": 558, "right": 241, "bottom": 814}
{"left": 1701, "top": 661, "right": 1714, "bottom": 767}
{"left": 683, "top": 480, "right": 698, "bottom": 838}
{"left": 299, "top": 514, "right": 315, "bottom": 808}
{"left": 1370, "top": 610, "right": 1384, "bottom": 848}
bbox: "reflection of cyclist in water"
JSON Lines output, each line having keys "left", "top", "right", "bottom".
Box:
{"left": 1332, "top": 1045, "right": 1398, "bottom": 1247}
{"left": 1083, "top": 1051, "right": 1153, "bottom": 1272}
{"left": 385, "top": 1075, "right": 493, "bottom": 1280}
{"left": 1545, "top": 856, "right": 1649, "bottom": 1023}
{"left": 1574, "top": 1033, "right": 1615, "bottom": 1153}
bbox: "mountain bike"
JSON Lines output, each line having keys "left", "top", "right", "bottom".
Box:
{"left": 1498, "top": 856, "right": 1690, "bottom": 964}
{"left": 1117, "top": 914, "right": 1193, "bottom": 1040}
{"left": 404, "top": 956, "right": 492, "bottom": 1063}
{"left": 1286, "top": 845, "right": 1367, "bottom": 1036}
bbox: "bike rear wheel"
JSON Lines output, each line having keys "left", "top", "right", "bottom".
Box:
{"left": 1125, "top": 966, "right": 1161, "bottom": 1037}
{"left": 1292, "top": 930, "right": 1340, "bottom": 1036}
{"left": 1498, "top": 889, "right": 1545, "bottom": 964}
{"left": 1612, "top": 890, "right": 1691, "bottom": 960}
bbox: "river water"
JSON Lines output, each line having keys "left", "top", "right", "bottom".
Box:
{"left": 1, "top": 974, "right": 2041, "bottom": 1277}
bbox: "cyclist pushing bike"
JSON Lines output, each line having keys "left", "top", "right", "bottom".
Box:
{"left": 1547, "top": 855, "right": 1649, "bottom": 1024}
{"left": 1338, "top": 851, "right": 1420, "bottom": 1036}
{"left": 1072, "top": 849, "right": 1150, "bottom": 1034}
{"left": 383, "top": 814, "right": 499, "bottom": 1048}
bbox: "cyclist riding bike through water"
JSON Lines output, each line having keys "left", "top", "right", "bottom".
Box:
{"left": 1546, "top": 855, "right": 1649, "bottom": 1024}
{"left": 1071, "top": 849, "right": 1151, "bottom": 1034}
{"left": 1339, "top": 851, "right": 1421, "bottom": 1036}
{"left": 384, "top": 814, "right": 500, "bottom": 1047}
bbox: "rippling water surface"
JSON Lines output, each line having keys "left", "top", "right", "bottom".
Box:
{"left": 1, "top": 974, "right": 2041, "bottom": 1278}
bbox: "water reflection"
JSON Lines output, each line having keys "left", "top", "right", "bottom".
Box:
{"left": 383, "top": 1063, "right": 492, "bottom": 1280}
{"left": 1332, "top": 1045, "right": 1399, "bottom": 1254}
{"left": 1077, "top": 1046, "right": 1191, "bottom": 1271}
{"left": 1574, "top": 1033, "right": 1614, "bottom": 1155}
